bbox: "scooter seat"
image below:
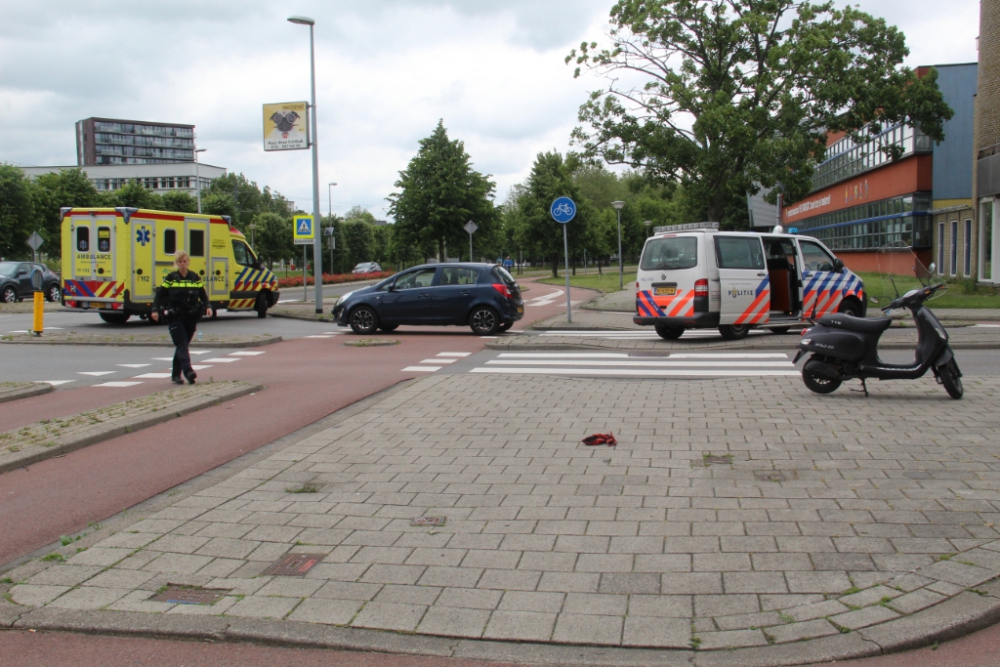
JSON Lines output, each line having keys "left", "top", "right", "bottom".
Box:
{"left": 817, "top": 313, "right": 893, "bottom": 334}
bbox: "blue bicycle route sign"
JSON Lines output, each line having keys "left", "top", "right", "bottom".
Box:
{"left": 550, "top": 197, "right": 576, "bottom": 224}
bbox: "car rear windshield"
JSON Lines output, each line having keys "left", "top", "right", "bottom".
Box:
{"left": 640, "top": 237, "right": 698, "bottom": 271}
{"left": 492, "top": 266, "right": 516, "bottom": 284}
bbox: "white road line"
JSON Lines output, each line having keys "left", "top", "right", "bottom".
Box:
{"left": 420, "top": 358, "right": 456, "bottom": 364}
{"left": 33, "top": 380, "right": 75, "bottom": 386}
{"left": 151, "top": 357, "right": 174, "bottom": 361}
{"left": 403, "top": 366, "right": 441, "bottom": 372}
{"left": 189, "top": 350, "right": 213, "bottom": 355}
{"left": 117, "top": 364, "right": 151, "bottom": 368}
{"left": 78, "top": 371, "right": 116, "bottom": 376}
{"left": 484, "top": 360, "right": 794, "bottom": 368}
{"left": 669, "top": 353, "right": 788, "bottom": 359}
{"left": 471, "top": 367, "right": 799, "bottom": 376}
{"left": 499, "top": 353, "right": 629, "bottom": 359}
{"left": 306, "top": 335, "right": 334, "bottom": 339}
{"left": 975, "top": 324, "right": 1000, "bottom": 327}
{"left": 190, "top": 365, "right": 213, "bottom": 370}
{"left": 94, "top": 381, "right": 145, "bottom": 387}
{"left": 201, "top": 358, "right": 240, "bottom": 363}
{"left": 437, "top": 352, "right": 471, "bottom": 357}
{"left": 229, "top": 351, "right": 265, "bottom": 356}
{"left": 133, "top": 372, "right": 173, "bottom": 379}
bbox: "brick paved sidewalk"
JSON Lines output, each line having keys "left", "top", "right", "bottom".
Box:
{"left": 5, "top": 372, "right": 1000, "bottom": 662}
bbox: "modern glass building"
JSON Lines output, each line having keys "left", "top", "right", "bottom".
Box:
{"left": 76, "top": 118, "right": 196, "bottom": 166}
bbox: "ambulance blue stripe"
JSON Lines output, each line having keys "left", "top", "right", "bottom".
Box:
{"left": 235, "top": 267, "right": 249, "bottom": 287}
{"left": 76, "top": 280, "right": 97, "bottom": 297}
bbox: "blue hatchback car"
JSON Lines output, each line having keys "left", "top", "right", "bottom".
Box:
{"left": 333, "top": 263, "right": 524, "bottom": 335}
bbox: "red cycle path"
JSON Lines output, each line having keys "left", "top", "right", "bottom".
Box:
{"left": 0, "top": 279, "right": 583, "bottom": 567}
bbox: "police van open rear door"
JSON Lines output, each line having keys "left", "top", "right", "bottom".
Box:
{"left": 714, "top": 235, "right": 770, "bottom": 326}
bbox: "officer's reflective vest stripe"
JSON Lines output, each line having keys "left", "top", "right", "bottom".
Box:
{"left": 161, "top": 280, "right": 205, "bottom": 289}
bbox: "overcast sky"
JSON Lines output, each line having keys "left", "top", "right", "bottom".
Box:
{"left": 0, "top": 0, "right": 981, "bottom": 219}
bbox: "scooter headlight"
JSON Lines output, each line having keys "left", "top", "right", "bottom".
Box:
{"left": 801, "top": 338, "right": 812, "bottom": 346}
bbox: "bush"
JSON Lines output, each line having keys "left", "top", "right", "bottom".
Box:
{"left": 277, "top": 271, "right": 394, "bottom": 289}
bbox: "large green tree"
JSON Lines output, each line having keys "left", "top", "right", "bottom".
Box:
{"left": 388, "top": 121, "right": 496, "bottom": 262}
{"left": 568, "top": 0, "right": 953, "bottom": 222}
{"left": 0, "top": 164, "right": 35, "bottom": 260}
{"left": 31, "top": 168, "right": 102, "bottom": 257}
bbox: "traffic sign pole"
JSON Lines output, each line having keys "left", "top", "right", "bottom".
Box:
{"left": 549, "top": 197, "right": 577, "bottom": 324}
{"left": 563, "top": 225, "right": 571, "bottom": 323}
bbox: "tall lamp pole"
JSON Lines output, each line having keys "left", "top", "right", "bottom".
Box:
{"left": 194, "top": 148, "right": 206, "bottom": 214}
{"left": 328, "top": 182, "right": 337, "bottom": 218}
{"left": 327, "top": 182, "right": 337, "bottom": 272}
{"left": 288, "top": 15, "right": 323, "bottom": 313}
{"left": 644, "top": 220, "right": 652, "bottom": 237}
{"left": 612, "top": 201, "right": 626, "bottom": 290}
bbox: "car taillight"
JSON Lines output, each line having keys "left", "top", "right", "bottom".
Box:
{"left": 492, "top": 283, "right": 513, "bottom": 299}
{"left": 694, "top": 279, "right": 708, "bottom": 296}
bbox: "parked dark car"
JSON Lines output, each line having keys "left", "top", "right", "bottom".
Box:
{"left": 0, "top": 262, "right": 61, "bottom": 303}
{"left": 333, "top": 263, "right": 523, "bottom": 335}
{"left": 352, "top": 262, "right": 382, "bottom": 274}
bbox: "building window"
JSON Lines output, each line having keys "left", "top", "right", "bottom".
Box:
{"left": 965, "top": 219, "right": 972, "bottom": 277}
{"left": 938, "top": 223, "right": 945, "bottom": 274}
{"left": 950, "top": 221, "right": 957, "bottom": 276}
{"left": 981, "top": 201, "right": 993, "bottom": 282}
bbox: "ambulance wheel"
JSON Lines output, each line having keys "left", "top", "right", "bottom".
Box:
{"left": 654, "top": 324, "right": 684, "bottom": 340}
{"left": 255, "top": 296, "right": 268, "bottom": 319}
{"left": 802, "top": 358, "right": 842, "bottom": 394}
{"left": 837, "top": 299, "right": 862, "bottom": 317}
{"left": 718, "top": 324, "right": 750, "bottom": 340}
{"left": 1, "top": 286, "right": 16, "bottom": 303}
{"left": 99, "top": 312, "right": 131, "bottom": 325}
{"left": 46, "top": 284, "right": 62, "bottom": 302}
{"left": 349, "top": 305, "right": 379, "bottom": 334}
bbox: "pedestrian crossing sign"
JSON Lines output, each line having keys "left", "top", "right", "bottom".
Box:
{"left": 293, "top": 215, "right": 315, "bottom": 245}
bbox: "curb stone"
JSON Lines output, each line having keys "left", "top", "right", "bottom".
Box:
{"left": 0, "top": 382, "right": 263, "bottom": 475}
{"left": 0, "top": 334, "right": 282, "bottom": 348}
{"left": 0, "top": 382, "right": 53, "bottom": 405}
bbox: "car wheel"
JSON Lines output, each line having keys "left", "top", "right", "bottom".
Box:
{"left": 46, "top": 284, "right": 61, "bottom": 302}
{"left": 718, "top": 324, "right": 750, "bottom": 340}
{"left": 469, "top": 306, "right": 500, "bottom": 335}
{"left": 498, "top": 322, "right": 513, "bottom": 333}
{"left": 837, "top": 299, "right": 861, "bottom": 317}
{"left": 99, "top": 312, "right": 131, "bottom": 325}
{"left": 654, "top": 324, "right": 684, "bottom": 340}
{"left": 938, "top": 359, "right": 964, "bottom": 399}
{"left": 2, "top": 286, "right": 17, "bottom": 303}
{"left": 349, "top": 305, "right": 379, "bottom": 334}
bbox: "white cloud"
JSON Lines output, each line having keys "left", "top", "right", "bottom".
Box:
{"left": 0, "top": 0, "right": 979, "bottom": 218}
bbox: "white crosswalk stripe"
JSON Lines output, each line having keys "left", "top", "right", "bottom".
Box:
{"left": 468, "top": 352, "right": 798, "bottom": 377}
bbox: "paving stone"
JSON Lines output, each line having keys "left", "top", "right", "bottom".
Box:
{"left": 628, "top": 594, "right": 692, "bottom": 618}
{"left": 598, "top": 572, "right": 660, "bottom": 594}
{"left": 287, "top": 598, "right": 364, "bottom": 625}
{"left": 886, "top": 587, "right": 948, "bottom": 614}
{"left": 498, "top": 591, "right": 565, "bottom": 613}
{"left": 918, "top": 560, "right": 997, "bottom": 587}
{"left": 482, "top": 610, "right": 556, "bottom": 641}
{"left": 552, "top": 613, "right": 623, "bottom": 645}
{"left": 46, "top": 586, "right": 129, "bottom": 610}
{"left": 695, "top": 628, "right": 769, "bottom": 649}
{"left": 436, "top": 587, "right": 502, "bottom": 610}
{"left": 25, "top": 566, "right": 103, "bottom": 587}
{"left": 537, "top": 572, "right": 599, "bottom": 593}
{"left": 695, "top": 594, "right": 759, "bottom": 617}
{"left": 225, "top": 595, "right": 300, "bottom": 620}
{"left": 8, "top": 585, "right": 71, "bottom": 607}
{"left": 417, "top": 606, "right": 491, "bottom": 638}
{"left": 562, "top": 593, "right": 628, "bottom": 616}
{"left": 829, "top": 604, "right": 900, "bottom": 630}
{"left": 661, "top": 572, "right": 722, "bottom": 595}
{"left": 766, "top": 618, "right": 840, "bottom": 644}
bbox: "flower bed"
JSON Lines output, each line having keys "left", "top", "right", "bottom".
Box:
{"left": 277, "top": 271, "right": 394, "bottom": 289}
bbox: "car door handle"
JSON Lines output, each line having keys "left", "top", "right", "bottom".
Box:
{"left": 420, "top": 293, "right": 431, "bottom": 299}
{"left": 461, "top": 290, "right": 471, "bottom": 295}
{"left": 757, "top": 272, "right": 767, "bottom": 277}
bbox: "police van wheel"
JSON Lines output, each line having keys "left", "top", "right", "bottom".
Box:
{"left": 718, "top": 324, "right": 749, "bottom": 340}
{"left": 837, "top": 299, "right": 862, "bottom": 317}
{"left": 349, "top": 305, "right": 379, "bottom": 334}
{"left": 99, "top": 312, "right": 131, "bottom": 325}
{"left": 654, "top": 324, "right": 684, "bottom": 340}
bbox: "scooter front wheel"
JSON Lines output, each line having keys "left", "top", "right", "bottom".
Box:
{"left": 939, "top": 359, "right": 964, "bottom": 399}
{"left": 802, "top": 358, "right": 842, "bottom": 394}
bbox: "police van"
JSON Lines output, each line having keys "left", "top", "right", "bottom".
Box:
{"left": 60, "top": 207, "right": 279, "bottom": 324}
{"left": 634, "top": 223, "right": 865, "bottom": 340}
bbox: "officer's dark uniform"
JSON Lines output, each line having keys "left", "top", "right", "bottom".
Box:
{"left": 152, "top": 271, "right": 209, "bottom": 383}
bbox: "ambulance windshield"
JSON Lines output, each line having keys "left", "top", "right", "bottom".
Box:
{"left": 640, "top": 237, "right": 698, "bottom": 271}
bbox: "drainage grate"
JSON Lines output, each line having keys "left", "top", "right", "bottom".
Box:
{"left": 412, "top": 516, "right": 446, "bottom": 527}
{"left": 148, "top": 585, "right": 229, "bottom": 605}
{"left": 262, "top": 553, "right": 326, "bottom": 577}
{"left": 754, "top": 471, "right": 786, "bottom": 482}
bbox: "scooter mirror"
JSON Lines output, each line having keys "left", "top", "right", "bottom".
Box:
{"left": 928, "top": 262, "right": 936, "bottom": 275}
{"left": 869, "top": 296, "right": 880, "bottom": 304}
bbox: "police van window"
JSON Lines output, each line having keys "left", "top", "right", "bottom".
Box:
{"left": 163, "top": 229, "right": 177, "bottom": 255}
{"left": 76, "top": 227, "right": 90, "bottom": 252}
{"left": 97, "top": 227, "right": 111, "bottom": 252}
{"left": 189, "top": 230, "right": 205, "bottom": 257}
{"left": 715, "top": 237, "right": 765, "bottom": 270}
{"left": 799, "top": 240, "right": 836, "bottom": 271}
{"left": 232, "top": 241, "right": 251, "bottom": 266}
{"left": 640, "top": 237, "right": 698, "bottom": 270}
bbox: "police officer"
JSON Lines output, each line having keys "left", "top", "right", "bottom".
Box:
{"left": 151, "top": 251, "right": 211, "bottom": 384}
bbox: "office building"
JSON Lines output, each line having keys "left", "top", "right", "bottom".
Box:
{"left": 76, "top": 117, "right": 195, "bottom": 166}
{"left": 22, "top": 162, "right": 226, "bottom": 196}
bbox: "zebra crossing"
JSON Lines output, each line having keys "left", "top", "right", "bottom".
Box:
{"left": 468, "top": 352, "right": 798, "bottom": 377}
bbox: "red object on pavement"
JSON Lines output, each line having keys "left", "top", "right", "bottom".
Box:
{"left": 582, "top": 432, "right": 616, "bottom": 446}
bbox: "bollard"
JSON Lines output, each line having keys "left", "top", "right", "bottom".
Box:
{"left": 32, "top": 291, "right": 44, "bottom": 336}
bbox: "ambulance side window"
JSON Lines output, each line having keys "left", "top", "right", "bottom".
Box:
{"left": 232, "top": 241, "right": 251, "bottom": 266}
{"left": 189, "top": 230, "right": 205, "bottom": 257}
{"left": 76, "top": 227, "right": 90, "bottom": 252}
{"left": 715, "top": 237, "right": 764, "bottom": 270}
{"left": 163, "top": 229, "right": 176, "bottom": 255}
{"left": 799, "top": 241, "right": 835, "bottom": 272}
{"left": 97, "top": 227, "right": 111, "bottom": 252}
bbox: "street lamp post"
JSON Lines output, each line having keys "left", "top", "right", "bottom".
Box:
{"left": 328, "top": 182, "right": 337, "bottom": 218}
{"left": 612, "top": 201, "right": 626, "bottom": 290}
{"left": 327, "top": 182, "right": 337, "bottom": 273}
{"left": 194, "top": 148, "right": 207, "bottom": 214}
{"left": 644, "top": 220, "right": 652, "bottom": 238}
{"left": 288, "top": 15, "right": 323, "bottom": 313}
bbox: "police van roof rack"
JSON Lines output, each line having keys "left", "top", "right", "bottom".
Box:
{"left": 652, "top": 222, "right": 719, "bottom": 234}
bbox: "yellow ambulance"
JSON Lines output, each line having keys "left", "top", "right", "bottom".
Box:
{"left": 60, "top": 207, "right": 279, "bottom": 324}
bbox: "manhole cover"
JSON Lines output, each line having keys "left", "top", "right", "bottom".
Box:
{"left": 412, "top": 516, "right": 446, "bottom": 527}
{"left": 148, "top": 585, "right": 229, "bottom": 605}
{"left": 754, "top": 471, "right": 786, "bottom": 482}
{"left": 262, "top": 553, "right": 326, "bottom": 577}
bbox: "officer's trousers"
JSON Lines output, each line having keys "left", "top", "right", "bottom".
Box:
{"left": 167, "top": 318, "right": 198, "bottom": 379}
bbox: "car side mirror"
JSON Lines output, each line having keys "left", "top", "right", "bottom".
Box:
{"left": 833, "top": 258, "right": 845, "bottom": 272}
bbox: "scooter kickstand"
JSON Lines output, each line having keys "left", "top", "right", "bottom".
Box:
{"left": 860, "top": 378, "right": 869, "bottom": 397}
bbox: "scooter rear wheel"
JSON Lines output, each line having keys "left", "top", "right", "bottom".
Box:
{"left": 939, "top": 359, "right": 963, "bottom": 399}
{"left": 802, "top": 358, "right": 842, "bottom": 394}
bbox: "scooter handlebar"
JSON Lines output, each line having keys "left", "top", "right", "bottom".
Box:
{"left": 885, "top": 283, "right": 946, "bottom": 311}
